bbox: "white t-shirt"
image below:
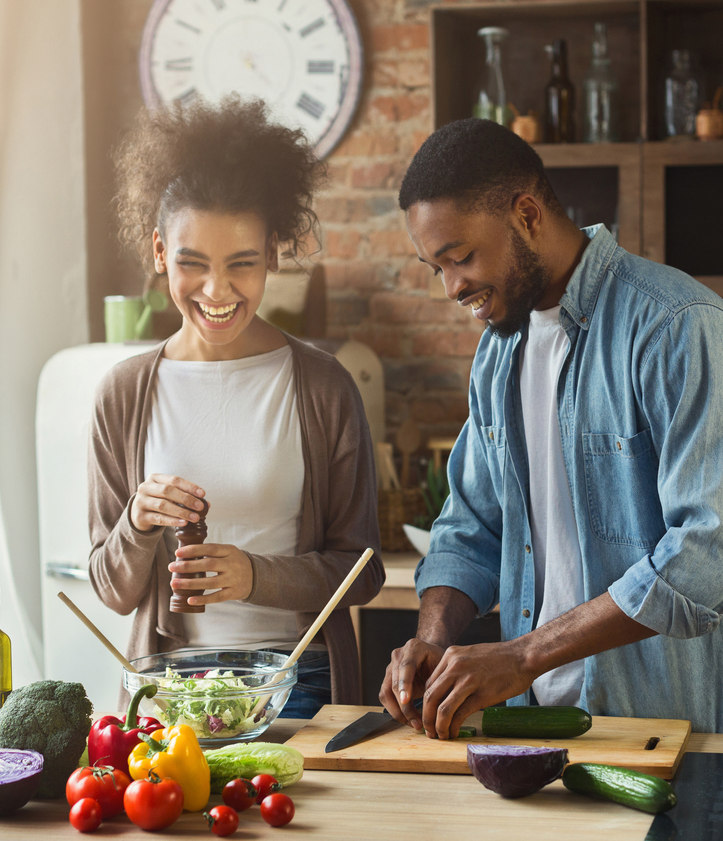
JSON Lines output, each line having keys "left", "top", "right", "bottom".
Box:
{"left": 519, "top": 306, "right": 584, "bottom": 706}
{"left": 144, "top": 345, "right": 304, "bottom": 649}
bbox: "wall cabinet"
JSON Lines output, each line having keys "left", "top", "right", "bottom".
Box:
{"left": 431, "top": 0, "right": 723, "bottom": 295}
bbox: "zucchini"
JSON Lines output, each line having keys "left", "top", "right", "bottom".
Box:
{"left": 481, "top": 705, "right": 592, "bottom": 739}
{"left": 562, "top": 762, "right": 677, "bottom": 814}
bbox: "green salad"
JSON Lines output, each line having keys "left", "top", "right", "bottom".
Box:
{"left": 151, "top": 668, "right": 266, "bottom": 740}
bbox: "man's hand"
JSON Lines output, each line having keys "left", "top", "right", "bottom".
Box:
{"left": 379, "top": 638, "right": 444, "bottom": 731}
{"left": 421, "top": 638, "right": 534, "bottom": 739}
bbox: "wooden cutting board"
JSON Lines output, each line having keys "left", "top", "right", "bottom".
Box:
{"left": 285, "top": 705, "right": 691, "bottom": 779}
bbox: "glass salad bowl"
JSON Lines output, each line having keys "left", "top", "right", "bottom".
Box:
{"left": 123, "top": 648, "right": 298, "bottom": 746}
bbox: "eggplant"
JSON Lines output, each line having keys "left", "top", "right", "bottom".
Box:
{"left": 467, "top": 744, "right": 568, "bottom": 798}
{"left": 0, "top": 749, "right": 44, "bottom": 815}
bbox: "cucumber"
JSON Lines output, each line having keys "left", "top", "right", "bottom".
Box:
{"left": 481, "top": 705, "right": 592, "bottom": 739}
{"left": 562, "top": 762, "right": 677, "bottom": 814}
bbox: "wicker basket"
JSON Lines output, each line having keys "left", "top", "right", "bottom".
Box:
{"left": 378, "top": 488, "right": 427, "bottom": 552}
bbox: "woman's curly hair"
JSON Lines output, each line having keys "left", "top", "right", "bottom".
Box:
{"left": 113, "top": 95, "right": 326, "bottom": 282}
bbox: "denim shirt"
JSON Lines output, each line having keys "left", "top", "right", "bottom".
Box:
{"left": 416, "top": 225, "right": 723, "bottom": 732}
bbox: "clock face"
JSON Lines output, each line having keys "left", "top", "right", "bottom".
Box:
{"left": 139, "top": 0, "right": 364, "bottom": 158}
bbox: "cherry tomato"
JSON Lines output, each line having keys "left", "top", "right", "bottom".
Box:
{"left": 66, "top": 765, "right": 131, "bottom": 818}
{"left": 251, "top": 773, "right": 279, "bottom": 803}
{"left": 68, "top": 797, "right": 102, "bottom": 833}
{"left": 222, "top": 777, "right": 257, "bottom": 811}
{"left": 260, "top": 792, "right": 295, "bottom": 827}
{"left": 204, "top": 804, "right": 239, "bottom": 836}
{"left": 123, "top": 772, "right": 184, "bottom": 831}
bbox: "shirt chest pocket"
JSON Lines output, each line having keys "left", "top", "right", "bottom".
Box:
{"left": 582, "top": 429, "right": 663, "bottom": 549}
{"left": 480, "top": 425, "right": 506, "bottom": 495}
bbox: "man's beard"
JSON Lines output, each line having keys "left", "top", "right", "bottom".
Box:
{"left": 486, "top": 229, "right": 552, "bottom": 339}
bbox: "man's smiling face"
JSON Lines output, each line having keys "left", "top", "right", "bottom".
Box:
{"left": 406, "top": 197, "right": 552, "bottom": 338}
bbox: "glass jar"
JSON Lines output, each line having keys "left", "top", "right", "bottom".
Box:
{"left": 664, "top": 49, "right": 701, "bottom": 139}
{"left": 583, "top": 22, "right": 619, "bottom": 142}
{"left": 473, "top": 27, "right": 510, "bottom": 126}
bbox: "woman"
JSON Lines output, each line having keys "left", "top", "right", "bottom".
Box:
{"left": 87, "top": 97, "right": 383, "bottom": 715}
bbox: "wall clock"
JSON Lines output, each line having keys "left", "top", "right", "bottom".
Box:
{"left": 139, "top": 0, "right": 364, "bottom": 158}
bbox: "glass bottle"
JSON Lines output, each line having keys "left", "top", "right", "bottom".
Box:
{"left": 544, "top": 39, "right": 575, "bottom": 143}
{"left": 664, "top": 49, "right": 701, "bottom": 139}
{"left": 0, "top": 628, "right": 11, "bottom": 707}
{"left": 473, "top": 26, "right": 510, "bottom": 126}
{"left": 583, "top": 22, "right": 619, "bottom": 142}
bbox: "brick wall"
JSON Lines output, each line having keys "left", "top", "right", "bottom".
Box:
{"left": 318, "top": 1, "right": 482, "bottom": 466}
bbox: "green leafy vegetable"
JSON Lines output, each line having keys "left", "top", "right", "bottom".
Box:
{"left": 151, "top": 668, "right": 266, "bottom": 740}
{"left": 0, "top": 680, "right": 92, "bottom": 798}
{"left": 203, "top": 742, "right": 304, "bottom": 793}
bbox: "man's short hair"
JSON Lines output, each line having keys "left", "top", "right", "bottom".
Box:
{"left": 398, "top": 118, "right": 562, "bottom": 216}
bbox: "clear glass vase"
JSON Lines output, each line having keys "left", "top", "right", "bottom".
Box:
{"left": 473, "top": 27, "right": 510, "bottom": 126}
{"left": 664, "top": 49, "right": 701, "bottom": 139}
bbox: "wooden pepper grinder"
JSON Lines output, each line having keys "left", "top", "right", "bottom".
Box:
{"left": 170, "top": 498, "right": 209, "bottom": 614}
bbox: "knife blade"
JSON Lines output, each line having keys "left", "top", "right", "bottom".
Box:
{"left": 325, "top": 700, "right": 423, "bottom": 753}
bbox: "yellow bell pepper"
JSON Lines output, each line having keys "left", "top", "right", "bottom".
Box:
{"left": 128, "top": 724, "right": 210, "bottom": 812}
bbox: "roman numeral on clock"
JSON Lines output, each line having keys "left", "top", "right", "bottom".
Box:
{"left": 307, "top": 60, "right": 335, "bottom": 74}
{"left": 165, "top": 57, "right": 193, "bottom": 71}
{"left": 297, "top": 92, "right": 325, "bottom": 119}
{"left": 300, "top": 17, "right": 326, "bottom": 38}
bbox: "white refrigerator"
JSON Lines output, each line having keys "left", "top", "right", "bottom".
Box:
{"left": 36, "top": 343, "right": 151, "bottom": 712}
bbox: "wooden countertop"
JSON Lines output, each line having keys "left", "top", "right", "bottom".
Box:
{"left": 2, "top": 719, "right": 720, "bottom": 839}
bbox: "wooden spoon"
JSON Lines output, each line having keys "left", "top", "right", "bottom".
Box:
{"left": 395, "top": 418, "right": 422, "bottom": 488}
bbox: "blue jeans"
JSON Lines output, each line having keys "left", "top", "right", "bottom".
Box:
{"left": 275, "top": 649, "right": 331, "bottom": 719}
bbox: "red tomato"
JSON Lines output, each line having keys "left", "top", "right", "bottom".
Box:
{"left": 204, "top": 804, "right": 239, "bottom": 836}
{"left": 222, "top": 777, "right": 257, "bottom": 811}
{"left": 66, "top": 765, "right": 130, "bottom": 818}
{"left": 123, "top": 774, "right": 184, "bottom": 831}
{"left": 251, "top": 773, "right": 279, "bottom": 803}
{"left": 68, "top": 797, "right": 102, "bottom": 833}
{"left": 260, "top": 792, "right": 295, "bottom": 827}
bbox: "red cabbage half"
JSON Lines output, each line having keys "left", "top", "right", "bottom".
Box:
{"left": 467, "top": 744, "right": 568, "bottom": 798}
{"left": 0, "top": 749, "right": 44, "bottom": 815}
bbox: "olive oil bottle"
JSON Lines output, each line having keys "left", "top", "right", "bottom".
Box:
{"left": 0, "top": 627, "right": 10, "bottom": 706}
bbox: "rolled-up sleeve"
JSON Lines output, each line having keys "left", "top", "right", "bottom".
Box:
{"left": 609, "top": 301, "right": 722, "bottom": 637}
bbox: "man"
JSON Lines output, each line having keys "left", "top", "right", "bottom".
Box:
{"left": 380, "top": 118, "right": 722, "bottom": 738}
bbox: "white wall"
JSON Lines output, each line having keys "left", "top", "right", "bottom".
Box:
{"left": 0, "top": 0, "right": 87, "bottom": 685}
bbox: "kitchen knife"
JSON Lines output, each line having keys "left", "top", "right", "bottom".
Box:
{"left": 325, "top": 700, "right": 424, "bottom": 753}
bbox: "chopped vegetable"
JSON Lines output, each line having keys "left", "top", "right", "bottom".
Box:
{"left": 203, "top": 742, "right": 304, "bottom": 794}
{"left": 457, "top": 726, "right": 477, "bottom": 738}
{"left": 467, "top": 744, "right": 569, "bottom": 798}
{"left": 128, "top": 724, "right": 210, "bottom": 812}
{"left": 481, "top": 705, "right": 592, "bottom": 739}
{"left": 0, "top": 680, "right": 93, "bottom": 798}
{"left": 0, "top": 748, "right": 44, "bottom": 815}
{"left": 151, "top": 668, "right": 267, "bottom": 740}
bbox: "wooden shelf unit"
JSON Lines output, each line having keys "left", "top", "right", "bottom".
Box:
{"left": 430, "top": 0, "right": 723, "bottom": 291}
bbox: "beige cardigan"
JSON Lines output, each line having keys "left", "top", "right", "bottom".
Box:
{"left": 88, "top": 335, "right": 384, "bottom": 704}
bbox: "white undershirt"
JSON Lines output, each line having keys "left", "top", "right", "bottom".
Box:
{"left": 144, "top": 345, "right": 304, "bottom": 649}
{"left": 519, "top": 306, "right": 584, "bottom": 706}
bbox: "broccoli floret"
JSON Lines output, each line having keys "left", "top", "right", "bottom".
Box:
{"left": 0, "top": 680, "right": 93, "bottom": 798}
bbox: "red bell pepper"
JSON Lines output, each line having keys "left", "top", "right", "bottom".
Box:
{"left": 88, "top": 684, "right": 163, "bottom": 776}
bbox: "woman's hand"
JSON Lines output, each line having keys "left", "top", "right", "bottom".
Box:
{"left": 169, "top": 543, "right": 254, "bottom": 604}
{"left": 130, "top": 473, "right": 207, "bottom": 532}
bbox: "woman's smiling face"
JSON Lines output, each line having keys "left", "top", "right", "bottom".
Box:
{"left": 154, "top": 208, "right": 278, "bottom": 360}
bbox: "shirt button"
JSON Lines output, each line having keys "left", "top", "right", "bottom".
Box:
{"left": 525, "top": 544, "right": 531, "bottom": 553}
{"left": 489, "top": 430, "right": 495, "bottom": 441}
{"left": 581, "top": 316, "right": 588, "bottom": 323}
{"left": 522, "top": 608, "right": 531, "bottom": 618}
